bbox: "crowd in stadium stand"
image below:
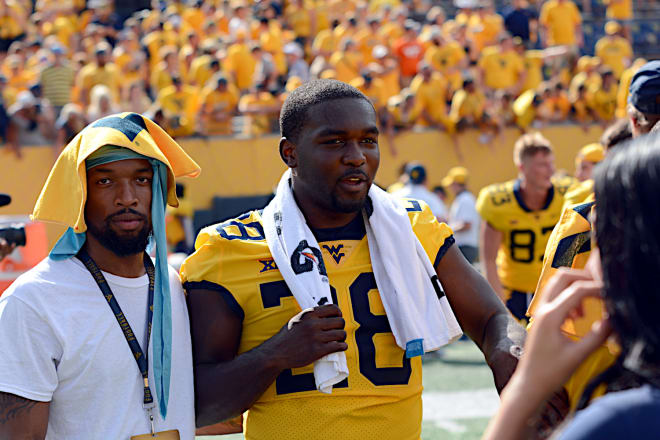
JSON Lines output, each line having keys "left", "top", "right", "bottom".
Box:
{"left": 0, "top": 0, "right": 651, "bottom": 158}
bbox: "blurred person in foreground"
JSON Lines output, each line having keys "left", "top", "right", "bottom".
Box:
{"left": 180, "top": 79, "right": 547, "bottom": 439}
{"left": 477, "top": 132, "right": 572, "bottom": 324}
{"left": 0, "top": 112, "right": 200, "bottom": 438}
{"left": 443, "top": 167, "right": 480, "bottom": 264}
{"left": 527, "top": 60, "right": 660, "bottom": 412}
{"left": 485, "top": 132, "right": 660, "bottom": 440}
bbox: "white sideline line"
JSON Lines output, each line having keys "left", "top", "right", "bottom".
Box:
{"left": 423, "top": 388, "right": 500, "bottom": 422}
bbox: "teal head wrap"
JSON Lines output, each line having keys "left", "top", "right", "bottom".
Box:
{"left": 50, "top": 145, "right": 173, "bottom": 419}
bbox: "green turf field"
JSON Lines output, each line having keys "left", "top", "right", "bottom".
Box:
{"left": 197, "top": 339, "right": 498, "bottom": 440}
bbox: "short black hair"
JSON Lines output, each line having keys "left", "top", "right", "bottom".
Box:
{"left": 279, "top": 79, "right": 373, "bottom": 142}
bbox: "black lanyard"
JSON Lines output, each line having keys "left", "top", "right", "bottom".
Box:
{"left": 77, "top": 249, "right": 155, "bottom": 408}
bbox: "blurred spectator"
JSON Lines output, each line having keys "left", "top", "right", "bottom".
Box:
{"left": 385, "top": 88, "right": 419, "bottom": 151}
{"left": 442, "top": 167, "right": 480, "bottom": 263}
{"left": 371, "top": 46, "right": 401, "bottom": 100}
{"left": 0, "top": 75, "right": 9, "bottom": 143}
{"left": 478, "top": 34, "right": 526, "bottom": 95}
{"left": 228, "top": 3, "right": 250, "bottom": 38}
{"left": 121, "top": 82, "right": 153, "bottom": 115}
{"left": 574, "top": 142, "right": 605, "bottom": 181}
{"left": 570, "top": 83, "right": 592, "bottom": 130}
{"left": 424, "top": 30, "right": 466, "bottom": 97}
{"left": 87, "top": 84, "right": 119, "bottom": 121}
{"left": 5, "top": 91, "right": 52, "bottom": 158}
{"left": 282, "top": 42, "right": 309, "bottom": 83}
{"left": 503, "top": 0, "right": 538, "bottom": 47}
{"left": 603, "top": 0, "right": 633, "bottom": 39}
{"left": 88, "top": 0, "right": 121, "bottom": 46}
{"left": 150, "top": 46, "right": 180, "bottom": 95}
{"left": 588, "top": 69, "right": 618, "bottom": 127}
{"left": 595, "top": 21, "right": 633, "bottom": 79}
{"left": 226, "top": 30, "right": 257, "bottom": 91}
{"left": 513, "top": 88, "right": 544, "bottom": 131}
{"left": 0, "top": 1, "right": 27, "bottom": 53}
{"left": 238, "top": 82, "right": 280, "bottom": 137}
{"left": 252, "top": 45, "right": 278, "bottom": 91}
{"left": 200, "top": 75, "right": 239, "bottom": 136}
{"left": 75, "top": 42, "right": 120, "bottom": 107}
{"left": 329, "top": 39, "right": 361, "bottom": 84}
{"left": 392, "top": 162, "right": 447, "bottom": 222}
{"left": 539, "top": 0, "right": 583, "bottom": 48}
{"left": 449, "top": 77, "right": 493, "bottom": 140}
{"left": 350, "top": 68, "right": 388, "bottom": 118}
{"left": 157, "top": 76, "right": 198, "bottom": 137}
{"left": 39, "top": 45, "right": 74, "bottom": 117}
{"left": 54, "top": 103, "right": 86, "bottom": 157}
{"left": 409, "top": 62, "right": 452, "bottom": 132}
{"left": 393, "top": 20, "right": 424, "bottom": 85}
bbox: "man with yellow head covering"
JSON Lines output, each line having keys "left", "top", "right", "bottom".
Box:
{"left": 0, "top": 113, "right": 200, "bottom": 439}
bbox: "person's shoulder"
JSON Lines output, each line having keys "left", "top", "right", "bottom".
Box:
{"left": 561, "top": 386, "right": 660, "bottom": 439}
{"left": 477, "top": 180, "right": 516, "bottom": 210}
{"left": 196, "top": 210, "right": 266, "bottom": 248}
{"left": 1, "top": 257, "right": 85, "bottom": 304}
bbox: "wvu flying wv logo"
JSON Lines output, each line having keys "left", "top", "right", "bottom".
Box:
{"left": 259, "top": 258, "right": 278, "bottom": 273}
{"left": 322, "top": 244, "right": 345, "bottom": 264}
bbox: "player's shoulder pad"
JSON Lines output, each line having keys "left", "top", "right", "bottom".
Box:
{"left": 476, "top": 180, "right": 516, "bottom": 214}
{"left": 195, "top": 210, "right": 266, "bottom": 249}
{"left": 395, "top": 197, "right": 434, "bottom": 224}
{"left": 552, "top": 175, "right": 578, "bottom": 197}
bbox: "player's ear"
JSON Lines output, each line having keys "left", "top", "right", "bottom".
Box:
{"left": 280, "top": 137, "right": 298, "bottom": 169}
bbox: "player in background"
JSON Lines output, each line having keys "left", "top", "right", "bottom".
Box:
{"left": 476, "top": 132, "right": 571, "bottom": 323}
{"left": 527, "top": 60, "right": 660, "bottom": 411}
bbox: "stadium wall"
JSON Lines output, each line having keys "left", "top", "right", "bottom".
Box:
{"left": 0, "top": 125, "right": 602, "bottom": 248}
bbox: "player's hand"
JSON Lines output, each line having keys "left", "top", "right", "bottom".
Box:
{"left": 514, "top": 268, "right": 613, "bottom": 403}
{"left": 270, "top": 304, "right": 348, "bottom": 370}
{"left": 0, "top": 238, "right": 16, "bottom": 261}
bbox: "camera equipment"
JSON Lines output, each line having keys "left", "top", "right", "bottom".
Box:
{"left": 0, "top": 225, "right": 26, "bottom": 247}
{"left": 0, "top": 193, "right": 10, "bottom": 207}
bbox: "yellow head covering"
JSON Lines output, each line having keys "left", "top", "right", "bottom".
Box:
{"left": 32, "top": 112, "right": 200, "bottom": 232}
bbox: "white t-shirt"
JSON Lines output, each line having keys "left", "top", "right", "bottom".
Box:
{"left": 0, "top": 257, "right": 195, "bottom": 440}
{"left": 393, "top": 184, "right": 448, "bottom": 220}
{"left": 449, "top": 190, "right": 480, "bottom": 248}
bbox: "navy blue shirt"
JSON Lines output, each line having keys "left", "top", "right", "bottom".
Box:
{"left": 560, "top": 385, "right": 660, "bottom": 439}
{"left": 503, "top": 7, "right": 538, "bottom": 42}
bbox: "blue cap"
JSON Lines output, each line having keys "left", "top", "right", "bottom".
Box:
{"left": 406, "top": 163, "right": 427, "bottom": 185}
{"left": 628, "top": 60, "right": 660, "bottom": 115}
{"left": 51, "top": 44, "right": 65, "bottom": 55}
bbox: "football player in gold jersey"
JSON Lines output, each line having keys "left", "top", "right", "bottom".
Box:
{"left": 477, "top": 133, "right": 570, "bottom": 323}
{"left": 527, "top": 62, "right": 660, "bottom": 410}
{"left": 181, "top": 80, "right": 536, "bottom": 439}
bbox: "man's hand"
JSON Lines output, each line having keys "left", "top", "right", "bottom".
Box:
{"left": 268, "top": 305, "right": 348, "bottom": 370}
{"left": 0, "top": 238, "right": 16, "bottom": 261}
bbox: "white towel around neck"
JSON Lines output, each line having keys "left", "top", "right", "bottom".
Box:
{"left": 262, "top": 170, "right": 462, "bottom": 393}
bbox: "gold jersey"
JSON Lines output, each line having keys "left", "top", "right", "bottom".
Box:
{"left": 529, "top": 196, "right": 618, "bottom": 409}
{"left": 180, "top": 199, "right": 454, "bottom": 440}
{"left": 476, "top": 178, "right": 571, "bottom": 293}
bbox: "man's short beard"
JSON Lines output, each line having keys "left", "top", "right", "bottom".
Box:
{"left": 87, "top": 218, "right": 152, "bottom": 257}
{"left": 330, "top": 191, "right": 368, "bottom": 213}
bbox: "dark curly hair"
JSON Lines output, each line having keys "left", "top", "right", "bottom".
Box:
{"left": 279, "top": 79, "right": 373, "bottom": 143}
